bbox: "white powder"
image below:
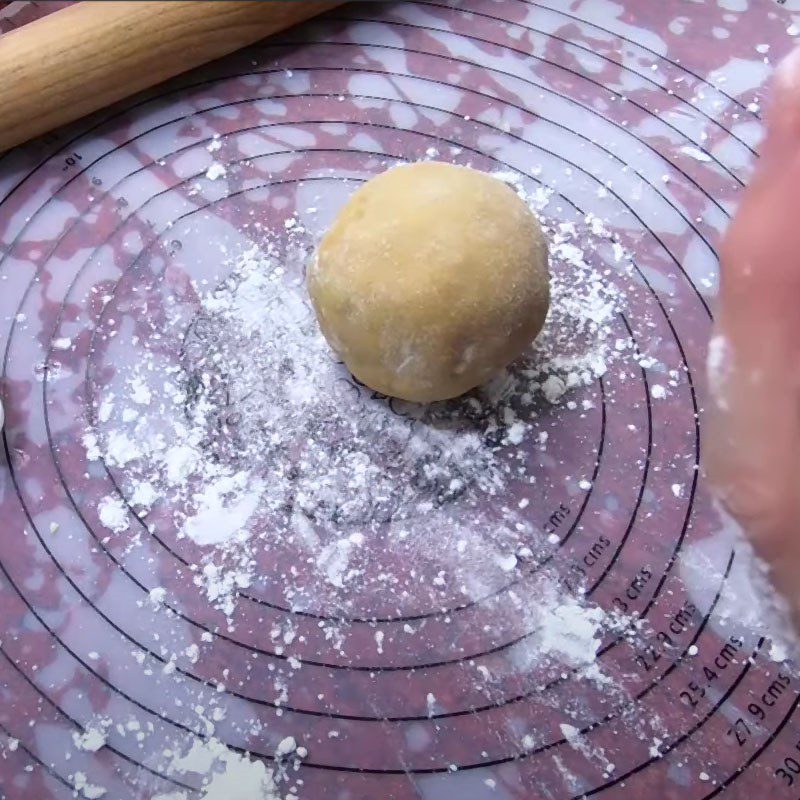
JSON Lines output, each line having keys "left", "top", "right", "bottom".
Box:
{"left": 506, "top": 420, "right": 526, "bottom": 444}
{"left": 557, "top": 718, "right": 614, "bottom": 775}
{"left": 316, "top": 539, "right": 353, "bottom": 589}
{"left": 538, "top": 597, "right": 605, "bottom": 667}
{"left": 72, "top": 723, "right": 107, "bottom": 753}
{"left": 770, "top": 640, "right": 788, "bottom": 663}
{"left": 681, "top": 508, "right": 799, "bottom": 661}
{"left": 97, "top": 495, "right": 129, "bottom": 533}
{"left": 72, "top": 772, "right": 106, "bottom": 799}
{"left": 169, "top": 738, "right": 224, "bottom": 774}
{"left": 183, "top": 475, "right": 261, "bottom": 546}
{"left": 130, "top": 481, "right": 157, "bottom": 508}
{"left": 129, "top": 377, "right": 152, "bottom": 405}
{"left": 649, "top": 738, "right": 664, "bottom": 758}
{"left": 105, "top": 431, "right": 139, "bottom": 466}
{"left": 560, "top": 723, "right": 581, "bottom": 743}
{"left": 496, "top": 553, "right": 518, "bottom": 572}
{"left": 274, "top": 736, "right": 297, "bottom": 757}
{"left": 98, "top": 395, "right": 114, "bottom": 423}
{"left": 165, "top": 445, "right": 199, "bottom": 484}
{"left": 148, "top": 587, "right": 166, "bottom": 605}
{"left": 541, "top": 375, "right": 567, "bottom": 404}
{"left": 205, "top": 163, "right": 227, "bottom": 181}
{"left": 171, "top": 737, "right": 279, "bottom": 800}
{"left": 85, "top": 171, "right": 632, "bottom": 624}
{"left": 426, "top": 692, "right": 437, "bottom": 716}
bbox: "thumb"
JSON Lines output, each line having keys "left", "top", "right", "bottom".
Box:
{"left": 706, "top": 72, "right": 800, "bottom": 593}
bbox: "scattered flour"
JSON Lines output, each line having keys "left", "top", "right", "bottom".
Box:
{"left": 72, "top": 719, "right": 110, "bottom": 753}
{"left": 85, "top": 169, "right": 632, "bottom": 629}
{"left": 205, "top": 163, "right": 227, "bottom": 181}
{"left": 72, "top": 772, "right": 106, "bottom": 799}
{"left": 97, "top": 494, "right": 129, "bottom": 533}
{"left": 148, "top": 586, "right": 167, "bottom": 606}
{"left": 170, "top": 737, "right": 281, "bottom": 800}
{"left": 538, "top": 596, "right": 605, "bottom": 668}
{"left": 274, "top": 736, "right": 297, "bottom": 757}
{"left": 66, "top": 163, "right": 719, "bottom": 798}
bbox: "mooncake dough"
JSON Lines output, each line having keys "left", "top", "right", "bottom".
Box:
{"left": 308, "top": 162, "right": 550, "bottom": 403}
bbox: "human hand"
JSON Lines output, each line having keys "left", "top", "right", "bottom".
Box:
{"left": 707, "top": 49, "right": 800, "bottom": 618}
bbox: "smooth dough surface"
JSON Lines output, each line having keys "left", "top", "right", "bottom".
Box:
{"left": 308, "top": 162, "right": 550, "bottom": 403}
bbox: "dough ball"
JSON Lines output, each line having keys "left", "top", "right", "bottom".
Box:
{"left": 308, "top": 162, "right": 550, "bottom": 403}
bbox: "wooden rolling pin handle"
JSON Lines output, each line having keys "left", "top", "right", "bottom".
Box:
{"left": 0, "top": 0, "right": 341, "bottom": 153}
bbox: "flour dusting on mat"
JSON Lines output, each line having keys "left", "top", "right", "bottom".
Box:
{"left": 84, "top": 169, "right": 635, "bottom": 651}
{"left": 167, "top": 737, "right": 282, "bottom": 800}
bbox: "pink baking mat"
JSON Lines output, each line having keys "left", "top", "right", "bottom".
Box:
{"left": 1, "top": 2, "right": 799, "bottom": 799}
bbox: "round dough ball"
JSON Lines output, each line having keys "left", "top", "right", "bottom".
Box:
{"left": 308, "top": 162, "right": 550, "bottom": 403}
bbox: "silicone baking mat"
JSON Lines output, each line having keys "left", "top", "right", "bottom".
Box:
{"left": 2, "top": 1, "right": 800, "bottom": 798}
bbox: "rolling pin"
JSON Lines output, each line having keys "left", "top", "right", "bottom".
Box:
{"left": 0, "top": 0, "right": 342, "bottom": 153}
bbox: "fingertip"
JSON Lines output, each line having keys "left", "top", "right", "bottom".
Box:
{"left": 774, "top": 45, "right": 800, "bottom": 95}
{"left": 763, "top": 46, "right": 800, "bottom": 162}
